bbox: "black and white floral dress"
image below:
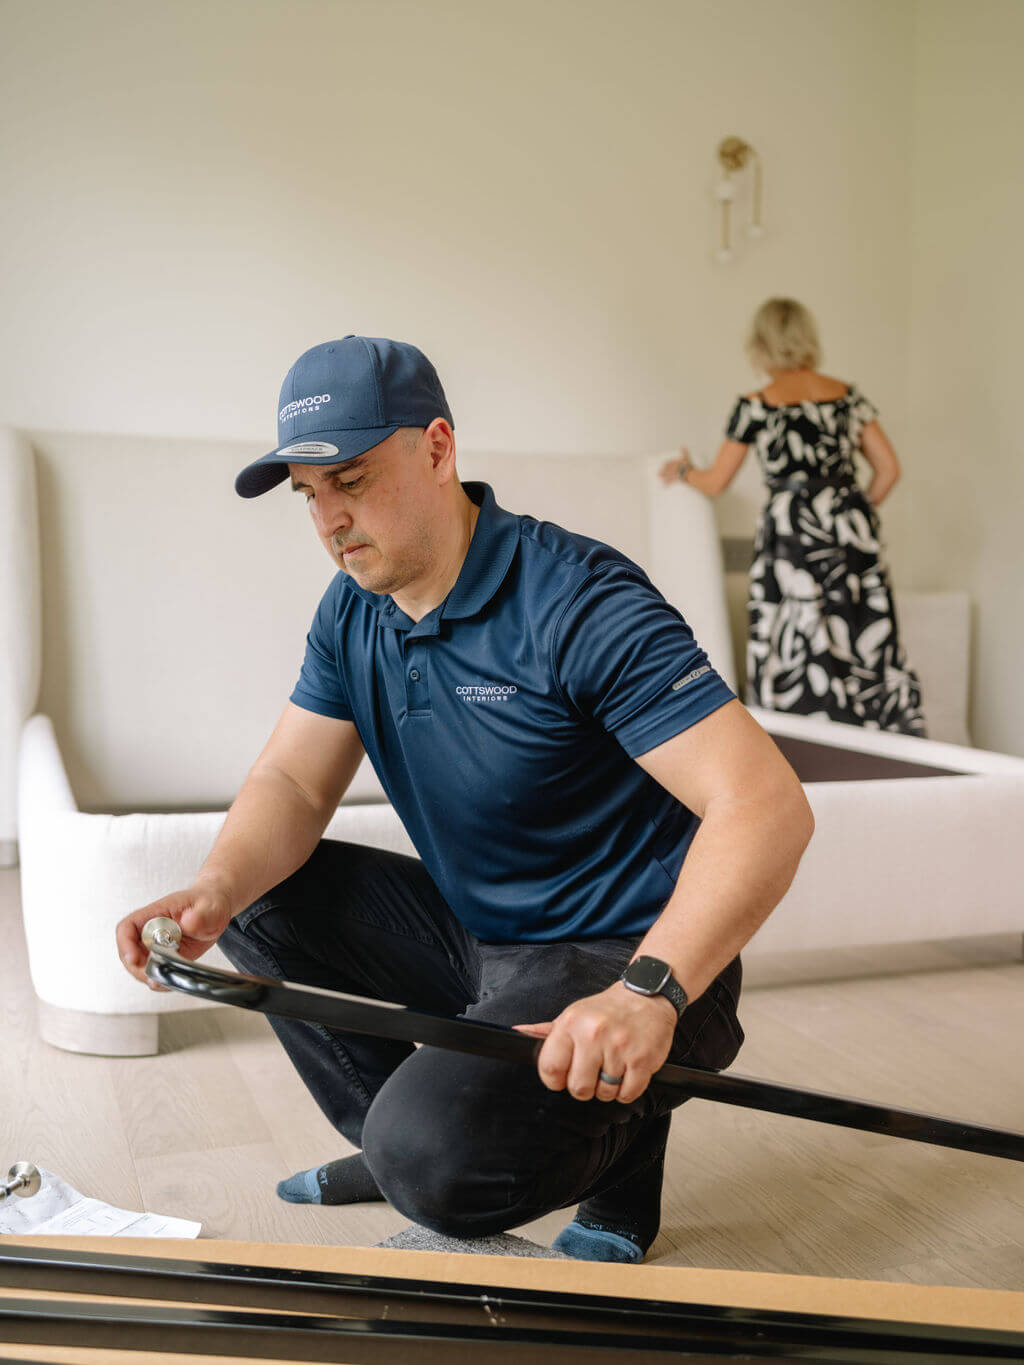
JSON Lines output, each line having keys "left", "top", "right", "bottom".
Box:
{"left": 725, "top": 386, "right": 926, "bottom": 736}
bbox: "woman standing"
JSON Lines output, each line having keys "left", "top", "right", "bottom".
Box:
{"left": 661, "top": 298, "right": 926, "bottom": 736}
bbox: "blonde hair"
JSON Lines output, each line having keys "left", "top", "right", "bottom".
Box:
{"left": 746, "top": 298, "right": 822, "bottom": 372}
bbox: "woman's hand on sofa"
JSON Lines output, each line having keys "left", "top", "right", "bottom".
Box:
{"left": 116, "top": 885, "right": 233, "bottom": 991}
{"left": 658, "top": 452, "right": 690, "bottom": 485}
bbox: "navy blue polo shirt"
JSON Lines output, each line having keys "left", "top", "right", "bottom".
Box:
{"left": 291, "top": 482, "right": 735, "bottom": 943}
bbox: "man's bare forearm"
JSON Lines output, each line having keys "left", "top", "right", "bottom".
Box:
{"left": 636, "top": 787, "right": 813, "bottom": 1003}
{"left": 193, "top": 768, "right": 335, "bottom": 918}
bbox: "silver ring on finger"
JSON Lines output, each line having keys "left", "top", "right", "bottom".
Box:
{"left": 598, "top": 1069, "right": 624, "bottom": 1086}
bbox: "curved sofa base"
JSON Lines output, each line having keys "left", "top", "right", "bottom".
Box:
{"left": 36, "top": 1000, "right": 160, "bottom": 1057}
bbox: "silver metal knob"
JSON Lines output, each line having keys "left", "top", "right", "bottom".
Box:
{"left": 141, "top": 916, "right": 182, "bottom": 952}
{"left": 1, "top": 1162, "right": 41, "bottom": 1202}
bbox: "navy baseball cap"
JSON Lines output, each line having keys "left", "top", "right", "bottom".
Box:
{"left": 235, "top": 335, "right": 454, "bottom": 498}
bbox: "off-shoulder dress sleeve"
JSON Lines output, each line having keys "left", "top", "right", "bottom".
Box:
{"left": 724, "top": 395, "right": 766, "bottom": 443}
{"left": 848, "top": 386, "right": 879, "bottom": 429}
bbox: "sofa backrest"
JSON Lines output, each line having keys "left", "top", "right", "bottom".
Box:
{"left": 0, "top": 430, "right": 41, "bottom": 860}
{"left": 463, "top": 449, "right": 736, "bottom": 692}
{"left": 15, "top": 429, "right": 732, "bottom": 810}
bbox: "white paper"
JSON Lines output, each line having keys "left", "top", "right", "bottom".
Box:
{"left": 0, "top": 1167, "right": 201, "bottom": 1238}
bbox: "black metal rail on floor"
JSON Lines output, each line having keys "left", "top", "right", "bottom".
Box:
{"left": 3, "top": 1245, "right": 1024, "bottom": 1362}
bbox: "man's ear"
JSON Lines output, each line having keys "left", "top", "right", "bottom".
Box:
{"left": 424, "top": 418, "right": 456, "bottom": 479}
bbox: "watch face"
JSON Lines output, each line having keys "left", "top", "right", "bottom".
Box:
{"left": 624, "top": 956, "right": 672, "bottom": 994}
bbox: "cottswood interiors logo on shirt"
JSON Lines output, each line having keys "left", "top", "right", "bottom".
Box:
{"left": 672, "top": 665, "right": 711, "bottom": 692}
{"left": 455, "top": 684, "right": 518, "bottom": 704}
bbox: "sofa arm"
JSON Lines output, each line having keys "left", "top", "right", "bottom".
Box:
{"left": 18, "top": 714, "right": 78, "bottom": 814}
{"left": 18, "top": 715, "right": 420, "bottom": 1043}
{"left": 644, "top": 454, "right": 737, "bottom": 694}
{"left": 746, "top": 772, "right": 1024, "bottom": 955}
{"left": 19, "top": 716, "right": 232, "bottom": 1016}
{"left": 1, "top": 431, "right": 42, "bottom": 863}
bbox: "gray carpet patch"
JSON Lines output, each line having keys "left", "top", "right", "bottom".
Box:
{"left": 375, "top": 1225, "right": 572, "bottom": 1259}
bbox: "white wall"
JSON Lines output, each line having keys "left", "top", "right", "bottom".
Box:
{"left": 4, "top": 0, "right": 1018, "bottom": 790}
{"left": 0, "top": 0, "right": 913, "bottom": 464}
{"left": 897, "top": 0, "right": 1024, "bottom": 755}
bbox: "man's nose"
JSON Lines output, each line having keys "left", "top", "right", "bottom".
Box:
{"left": 313, "top": 487, "right": 353, "bottom": 534}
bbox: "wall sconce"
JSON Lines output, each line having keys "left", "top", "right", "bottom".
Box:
{"left": 715, "top": 137, "right": 763, "bottom": 263}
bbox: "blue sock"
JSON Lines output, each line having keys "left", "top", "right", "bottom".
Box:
{"left": 276, "top": 1152, "right": 382, "bottom": 1205}
{"left": 551, "top": 1220, "right": 643, "bottom": 1262}
{"left": 552, "top": 1114, "right": 670, "bottom": 1264}
{"left": 276, "top": 1166, "right": 322, "bottom": 1204}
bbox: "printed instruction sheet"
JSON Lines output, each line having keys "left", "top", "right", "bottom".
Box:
{"left": 0, "top": 1166, "right": 201, "bottom": 1237}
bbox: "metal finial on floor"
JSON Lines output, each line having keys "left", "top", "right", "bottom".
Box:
{"left": 1, "top": 1162, "right": 40, "bottom": 1202}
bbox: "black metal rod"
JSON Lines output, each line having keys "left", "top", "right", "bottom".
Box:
{"left": 4, "top": 1291, "right": 1024, "bottom": 1363}
{"left": 0, "top": 1242, "right": 687, "bottom": 1336}
{"left": 0, "top": 1296, "right": 682, "bottom": 1364}
{"left": 147, "top": 948, "right": 1024, "bottom": 1164}
{"left": 5, "top": 1243, "right": 1024, "bottom": 1362}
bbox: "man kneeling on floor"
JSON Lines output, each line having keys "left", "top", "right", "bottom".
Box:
{"left": 117, "top": 336, "right": 814, "bottom": 1263}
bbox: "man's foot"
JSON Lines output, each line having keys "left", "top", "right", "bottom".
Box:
{"left": 552, "top": 1113, "right": 670, "bottom": 1263}
{"left": 551, "top": 1220, "right": 645, "bottom": 1262}
{"left": 276, "top": 1152, "right": 384, "bottom": 1205}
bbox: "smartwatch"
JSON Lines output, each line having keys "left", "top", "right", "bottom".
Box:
{"left": 620, "top": 955, "right": 688, "bottom": 1019}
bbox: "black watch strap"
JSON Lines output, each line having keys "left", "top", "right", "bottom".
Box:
{"left": 619, "top": 955, "right": 688, "bottom": 1018}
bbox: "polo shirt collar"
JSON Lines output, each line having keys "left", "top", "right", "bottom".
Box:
{"left": 345, "top": 481, "right": 520, "bottom": 631}
{"left": 442, "top": 482, "right": 520, "bottom": 621}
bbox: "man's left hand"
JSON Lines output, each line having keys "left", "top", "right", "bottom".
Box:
{"left": 514, "top": 984, "right": 677, "bottom": 1104}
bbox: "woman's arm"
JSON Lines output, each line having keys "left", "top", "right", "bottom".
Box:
{"left": 859, "top": 421, "right": 901, "bottom": 506}
{"left": 658, "top": 439, "right": 750, "bottom": 498}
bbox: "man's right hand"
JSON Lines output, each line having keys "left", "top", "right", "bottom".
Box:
{"left": 115, "top": 885, "right": 233, "bottom": 991}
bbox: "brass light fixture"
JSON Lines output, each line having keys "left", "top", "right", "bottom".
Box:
{"left": 715, "top": 137, "right": 763, "bottom": 263}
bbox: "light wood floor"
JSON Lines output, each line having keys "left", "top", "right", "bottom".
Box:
{"left": 4, "top": 866, "right": 1024, "bottom": 1289}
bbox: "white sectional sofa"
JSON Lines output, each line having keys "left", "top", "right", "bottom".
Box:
{"left": 7, "top": 428, "right": 1023, "bottom": 1055}
{"left": 1, "top": 429, "right": 41, "bottom": 868}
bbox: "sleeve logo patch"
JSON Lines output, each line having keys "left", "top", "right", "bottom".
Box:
{"left": 672, "top": 665, "right": 711, "bottom": 691}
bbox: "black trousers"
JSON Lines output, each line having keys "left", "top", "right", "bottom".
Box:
{"left": 217, "top": 839, "right": 745, "bottom": 1238}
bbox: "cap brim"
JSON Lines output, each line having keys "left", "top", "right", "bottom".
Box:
{"left": 235, "top": 424, "right": 402, "bottom": 498}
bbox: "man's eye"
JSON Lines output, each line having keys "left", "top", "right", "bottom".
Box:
{"left": 336, "top": 477, "right": 363, "bottom": 491}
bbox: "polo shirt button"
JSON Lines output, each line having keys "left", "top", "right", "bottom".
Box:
{"left": 409, "top": 669, "right": 420, "bottom": 681}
